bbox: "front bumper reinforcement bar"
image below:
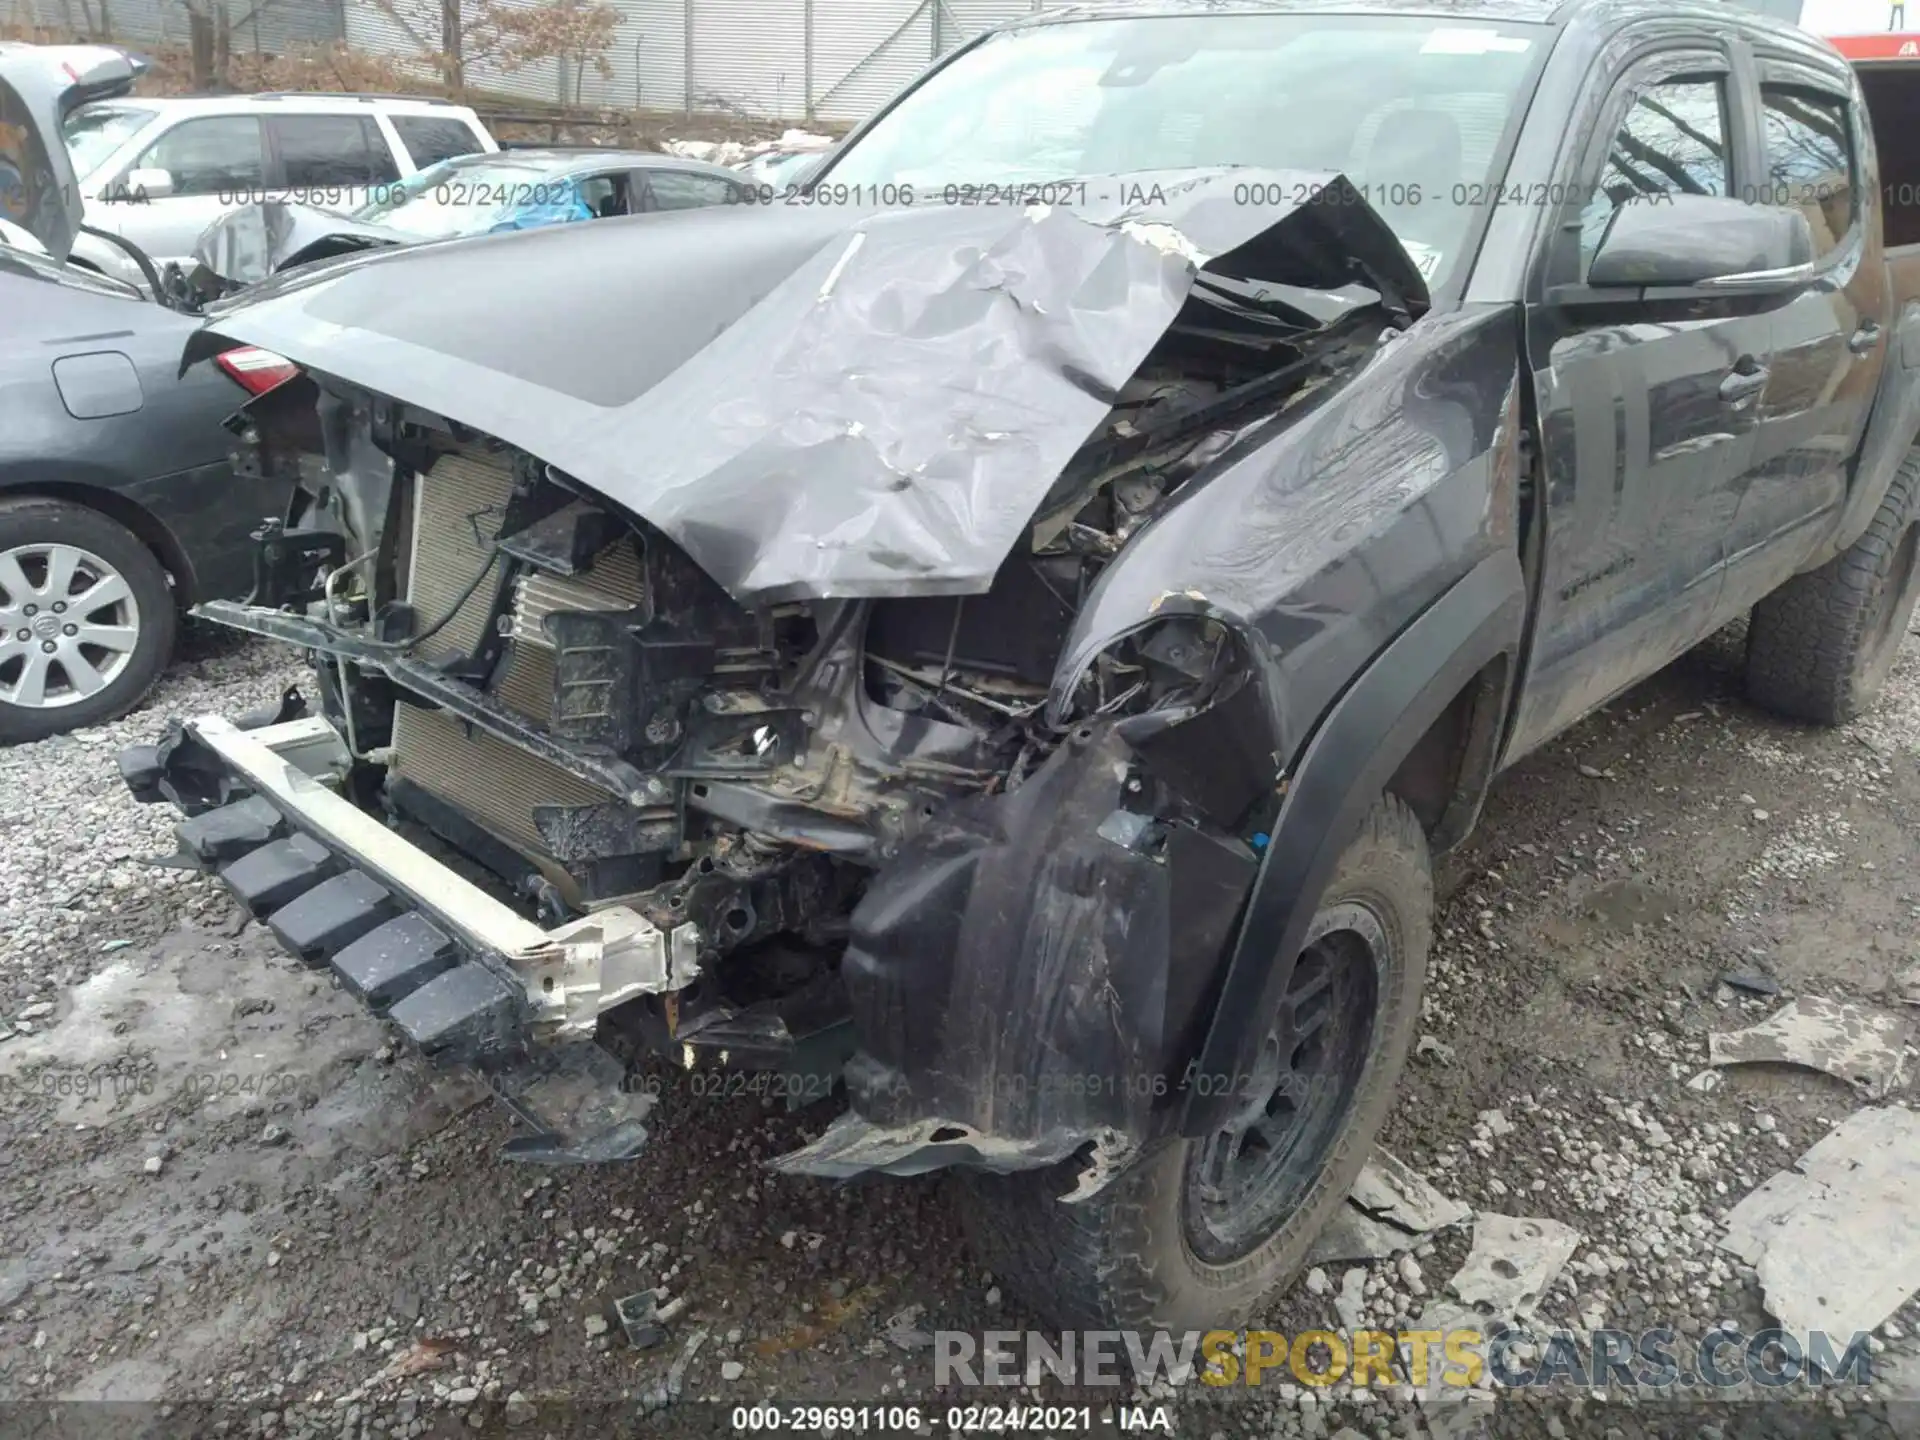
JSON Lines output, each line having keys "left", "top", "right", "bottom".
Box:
{"left": 117, "top": 711, "right": 700, "bottom": 1164}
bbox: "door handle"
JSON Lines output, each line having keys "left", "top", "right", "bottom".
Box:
{"left": 1849, "top": 322, "right": 1883, "bottom": 356}
{"left": 1719, "top": 361, "right": 1769, "bottom": 404}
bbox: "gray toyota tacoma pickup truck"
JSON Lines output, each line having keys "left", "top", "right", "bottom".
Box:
{"left": 71, "top": 0, "right": 1920, "bottom": 1328}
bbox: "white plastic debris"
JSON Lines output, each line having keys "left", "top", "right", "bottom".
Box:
{"left": 1445, "top": 1213, "right": 1582, "bottom": 1321}
{"left": 1707, "top": 994, "right": 1908, "bottom": 1098}
{"left": 1307, "top": 1147, "right": 1469, "bottom": 1264}
{"left": 1718, "top": 1106, "right": 1920, "bottom": 1340}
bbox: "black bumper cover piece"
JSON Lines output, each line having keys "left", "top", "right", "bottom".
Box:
{"left": 772, "top": 722, "right": 1258, "bottom": 1185}
{"left": 117, "top": 716, "right": 652, "bottom": 1164}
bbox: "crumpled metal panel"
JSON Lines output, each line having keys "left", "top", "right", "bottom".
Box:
{"left": 192, "top": 200, "right": 403, "bottom": 286}
{"left": 188, "top": 169, "right": 1427, "bottom": 605}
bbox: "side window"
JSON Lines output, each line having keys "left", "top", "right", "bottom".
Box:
{"left": 1758, "top": 84, "right": 1855, "bottom": 257}
{"left": 131, "top": 116, "right": 264, "bottom": 197}
{"left": 576, "top": 173, "right": 625, "bottom": 218}
{"left": 643, "top": 170, "right": 739, "bottom": 211}
{"left": 1577, "top": 77, "right": 1731, "bottom": 271}
{"left": 394, "top": 116, "right": 486, "bottom": 169}
{"left": 268, "top": 115, "right": 396, "bottom": 188}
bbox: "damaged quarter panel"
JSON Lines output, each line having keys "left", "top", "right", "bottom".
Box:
{"left": 186, "top": 172, "right": 1426, "bottom": 604}
{"left": 797, "top": 307, "right": 1525, "bottom": 1178}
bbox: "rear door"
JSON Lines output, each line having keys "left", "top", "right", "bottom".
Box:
{"left": 263, "top": 112, "right": 401, "bottom": 217}
{"left": 1506, "top": 44, "right": 1775, "bottom": 759}
{"left": 1716, "top": 55, "right": 1889, "bottom": 610}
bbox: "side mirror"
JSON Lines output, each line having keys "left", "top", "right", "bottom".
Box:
{"left": 1587, "top": 193, "right": 1814, "bottom": 292}
{"left": 119, "top": 167, "right": 175, "bottom": 199}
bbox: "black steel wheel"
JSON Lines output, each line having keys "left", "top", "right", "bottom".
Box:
{"left": 960, "top": 794, "right": 1432, "bottom": 1330}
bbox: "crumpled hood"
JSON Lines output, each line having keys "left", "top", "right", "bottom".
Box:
{"left": 191, "top": 200, "right": 410, "bottom": 287}
{"left": 188, "top": 168, "right": 1428, "bottom": 604}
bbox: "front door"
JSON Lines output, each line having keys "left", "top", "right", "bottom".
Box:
{"left": 1506, "top": 46, "right": 1779, "bottom": 759}
{"left": 89, "top": 114, "right": 266, "bottom": 268}
{"left": 261, "top": 113, "right": 402, "bottom": 221}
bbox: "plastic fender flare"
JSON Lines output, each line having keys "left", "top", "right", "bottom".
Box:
{"left": 1179, "top": 548, "right": 1526, "bottom": 1136}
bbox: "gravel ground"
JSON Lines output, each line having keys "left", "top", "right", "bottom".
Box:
{"left": 1, "top": 623, "right": 1918, "bottom": 1440}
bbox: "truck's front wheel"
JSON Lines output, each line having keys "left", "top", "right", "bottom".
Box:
{"left": 1745, "top": 449, "right": 1920, "bottom": 725}
{"left": 958, "top": 794, "right": 1432, "bottom": 1330}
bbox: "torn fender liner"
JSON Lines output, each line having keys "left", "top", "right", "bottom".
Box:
{"left": 185, "top": 170, "right": 1428, "bottom": 605}
{"left": 771, "top": 723, "right": 1258, "bottom": 1186}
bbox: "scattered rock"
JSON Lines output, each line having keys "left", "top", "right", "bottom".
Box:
{"left": 258, "top": 1123, "right": 291, "bottom": 1146}
{"left": 720, "top": 1359, "right": 746, "bottom": 1381}
{"left": 583, "top": 1313, "right": 609, "bottom": 1337}
{"left": 141, "top": 1156, "right": 163, "bottom": 1175}
{"left": 1334, "top": 1267, "right": 1367, "bottom": 1334}
{"left": 1721, "top": 971, "right": 1781, "bottom": 998}
{"left": 1396, "top": 1254, "right": 1425, "bottom": 1296}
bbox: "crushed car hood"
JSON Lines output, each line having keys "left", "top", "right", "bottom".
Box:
{"left": 191, "top": 200, "right": 412, "bottom": 287}
{"left": 188, "top": 168, "right": 1429, "bottom": 604}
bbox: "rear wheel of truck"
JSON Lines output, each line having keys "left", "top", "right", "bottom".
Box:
{"left": 1745, "top": 449, "right": 1920, "bottom": 726}
{"left": 958, "top": 793, "right": 1432, "bottom": 1330}
{"left": 0, "top": 498, "right": 175, "bottom": 744}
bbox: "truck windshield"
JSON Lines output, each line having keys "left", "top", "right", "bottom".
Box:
{"left": 825, "top": 12, "right": 1548, "bottom": 292}
{"left": 61, "top": 102, "right": 156, "bottom": 179}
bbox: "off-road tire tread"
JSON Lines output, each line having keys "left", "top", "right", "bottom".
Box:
{"left": 0, "top": 497, "right": 175, "bottom": 744}
{"left": 959, "top": 794, "right": 1432, "bottom": 1330}
{"left": 1745, "top": 450, "right": 1920, "bottom": 725}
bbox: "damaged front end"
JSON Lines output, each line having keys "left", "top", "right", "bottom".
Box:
{"left": 161, "top": 201, "right": 411, "bottom": 312}
{"left": 128, "top": 173, "right": 1424, "bottom": 1190}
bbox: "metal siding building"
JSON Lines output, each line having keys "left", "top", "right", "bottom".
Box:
{"left": 570, "top": 0, "right": 687, "bottom": 112}
{"left": 32, "top": 0, "right": 344, "bottom": 49}
{"left": 345, "top": 0, "right": 1035, "bottom": 119}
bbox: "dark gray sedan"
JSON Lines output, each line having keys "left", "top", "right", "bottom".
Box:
{"left": 2, "top": 47, "right": 292, "bottom": 742}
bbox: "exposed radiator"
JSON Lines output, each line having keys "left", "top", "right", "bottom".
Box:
{"left": 391, "top": 703, "right": 613, "bottom": 856}
{"left": 392, "top": 447, "right": 644, "bottom": 859}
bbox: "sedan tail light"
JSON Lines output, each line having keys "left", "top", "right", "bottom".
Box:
{"left": 215, "top": 346, "right": 300, "bottom": 396}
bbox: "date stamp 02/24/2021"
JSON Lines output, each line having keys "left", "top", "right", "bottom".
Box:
{"left": 0, "top": 1063, "right": 302, "bottom": 1107}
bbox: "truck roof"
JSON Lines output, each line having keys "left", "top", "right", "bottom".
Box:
{"left": 1006, "top": 0, "right": 1852, "bottom": 63}
{"left": 121, "top": 92, "right": 482, "bottom": 118}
